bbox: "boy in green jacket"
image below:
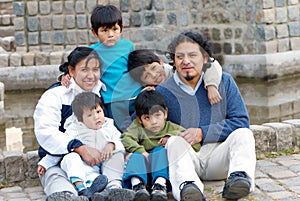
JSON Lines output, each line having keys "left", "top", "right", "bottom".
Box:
{"left": 121, "top": 90, "right": 200, "bottom": 201}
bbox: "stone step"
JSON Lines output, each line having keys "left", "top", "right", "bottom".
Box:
{"left": 0, "top": 26, "right": 14, "bottom": 37}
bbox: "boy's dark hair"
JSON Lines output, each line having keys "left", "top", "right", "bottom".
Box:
{"left": 167, "top": 31, "right": 214, "bottom": 68}
{"left": 127, "top": 49, "right": 161, "bottom": 84}
{"left": 135, "top": 90, "right": 167, "bottom": 118}
{"left": 72, "top": 92, "right": 104, "bottom": 122}
{"left": 59, "top": 46, "right": 101, "bottom": 74}
{"left": 91, "top": 4, "right": 123, "bottom": 34}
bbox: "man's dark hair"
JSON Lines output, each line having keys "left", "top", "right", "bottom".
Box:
{"left": 167, "top": 31, "right": 213, "bottom": 63}
{"left": 91, "top": 4, "right": 123, "bottom": 34}
{"left": 135, "top": 90, "right": 167, "bottom": 118}
{"left": 72, "top": 92, "right": 104, "bottom": 122}
{"left": 128, "top": 49, "right": 161, "bottom": 84}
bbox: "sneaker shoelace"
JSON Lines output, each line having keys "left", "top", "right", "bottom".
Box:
{"left": 229, "top": 171, "right": 248, "bottom": 179}
{"left": 133, "top": 182, "right": 146, "bottom": 191}
{"left": 179, "top": 181, "right": 195, "bottom": 190}
{"left": 152, "top": 183, "right": 166, "bottom": 191}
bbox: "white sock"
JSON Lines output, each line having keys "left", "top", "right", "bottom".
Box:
{"left": 154, "top": 177, "right": 166, "bottom": 187}
{"left": 131, "top": 177, "right": 141, "bottom": 187}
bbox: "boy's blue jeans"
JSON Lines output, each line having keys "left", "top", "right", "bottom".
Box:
{"left": 122, "top": 146, "right": 169, "bottom": 189}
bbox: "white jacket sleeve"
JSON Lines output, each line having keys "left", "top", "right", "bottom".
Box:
{"left": 38, "top": 154, "right": 62, "bottom": 170}
{"left": 102, "top": 118, "right": 125, "bottom": 153}
{"left": 203, "top": 58, "right": 222, "bottom": 89}
{"left": 33, "top": 88, "right": 74, "bottom": 155}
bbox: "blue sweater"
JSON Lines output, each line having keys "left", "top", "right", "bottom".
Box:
{"left": 155, "top": 72, "right": 250, "bottom": 144}
{"left": 90, "top": 39, "right": 142, "bottom": 104}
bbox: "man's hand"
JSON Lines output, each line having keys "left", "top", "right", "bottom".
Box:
{"left": 180, "top": 128, "right": 203, "bottom": 145}
{"left": 74, "top": 145, "right": 101, "bottom": 166}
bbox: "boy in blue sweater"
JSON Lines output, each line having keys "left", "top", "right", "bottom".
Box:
{"left": 155, "top": 31, "right": 256, "bottom": 201}
{"left": 60, "top": 4, "right": 142, "bottom": 132}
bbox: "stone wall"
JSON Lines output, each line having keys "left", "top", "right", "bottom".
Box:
{"left": 0, "top": 119, "right": 300, "bottom": 186}
{"left": 0, "top": 0, "right": 299, "bottom": 79}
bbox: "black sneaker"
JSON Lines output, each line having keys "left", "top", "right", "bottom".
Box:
{"left": 133, "top": 182, "right": 150, "bottom": 201}
{"left": 79, "top": 175, "right": 108, "bottom": 200}
{"left": 150, "top": 183, "right": 168, "bottom": 201}
{"left": 222, "top": 171, "right": 251, "bottom": 200}
{"left": 179, "top": 181, "right": 206, "bottom": 201}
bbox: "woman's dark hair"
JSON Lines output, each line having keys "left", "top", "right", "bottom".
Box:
{"left": 166, "top": 31, "right": 213, "bottom": 63}
{"left": 135, "top": 90, "right": 167, "bottom": 118}
{"left": 59, "top": 46, "right": 101, "bottom": 74}
{"left": 91, "top": 4, "right": 123, "bottom": 34}
{"left": 127, "top": 49, "right": 161, "bottom": 84}
{"left": 72, "top": 92, "right": 104, "bottom": 122}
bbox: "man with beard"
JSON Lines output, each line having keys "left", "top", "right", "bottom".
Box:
{"left": 155, "top": 31, "right": 256, "bottom": 201}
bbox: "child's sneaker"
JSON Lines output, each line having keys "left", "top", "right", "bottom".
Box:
{"left": 79, "top": 175, "right": 108, "bottom": 200}
{"left": 151, "top": 183, "right": 168, "bottom": 201}
{"left": 132, "top": 182, "right": 150, "bottom": 201}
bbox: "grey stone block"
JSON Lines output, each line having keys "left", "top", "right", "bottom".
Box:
{"left": 27, "top": 1, "right": 38, "bottom": 16}
{"left": 4, "top": 151, "right": 25, "bottom": 183}
{"left": 39, "top": 1, "right": 50, "bottom": 15}
{"left": 262, "top": 122, "right": 296, "bottom": 151}
{"left": 251, "top": 125, "right": 277, "bottom": 155}
{"left": 13, "top": 2, "right": 25, "bottom": 16}
{"left": 76, "top": 15, "right": 87, "bottom": 29}
{"left": 25, "top": 150, "right": 39, "bottom": 179}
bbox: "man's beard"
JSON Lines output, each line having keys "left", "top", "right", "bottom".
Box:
{"left": 184, "top": 73, "right": 194, "bottom": 81}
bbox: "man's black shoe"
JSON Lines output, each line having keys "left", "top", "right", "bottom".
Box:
{"left": 222, "top": 171, "right": 251, "bottom": 200}
{"left": 179, "top": 181, "right": 206, "bottom": 201}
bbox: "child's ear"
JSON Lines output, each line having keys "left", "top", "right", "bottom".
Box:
{"left": 164, "top": 108, "right": 168, "bottom": 119}
{"left": 91, "top": 28, "right": 98, "bottom": 37}
{"left": 136, "top": 116, "right": 143, "bottom": 124}
{"left": 204, "top": 53, "right": 209, "bottom": 63}
{"left": 159, "top": 59, "right": 164, "bottom": 66}
{"left": 120, "top": 25, "right": 124, "bottom": 33}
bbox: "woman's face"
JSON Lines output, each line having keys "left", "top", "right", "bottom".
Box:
{"left": 69, "top": 58, "right": 101, "bottom": 91}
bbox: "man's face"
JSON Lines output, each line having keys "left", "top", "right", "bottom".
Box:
{"left": 138, "top": 110, "right": 167, "bottom": 133}
{"left": 140, "top": 62, "right": 167, "bottom": 86}
{"left": 174, "top": 41, "right": 207, "bottom": 86}
{"left": 93, "top": 23, "right": 122, "bottom": 47}
{"left": 82, "top": 105, "right": 105, "bottom": 130}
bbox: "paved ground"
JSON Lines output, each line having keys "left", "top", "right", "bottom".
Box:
{"left": 1, "top": 154, "right": 300, "bottom": 201}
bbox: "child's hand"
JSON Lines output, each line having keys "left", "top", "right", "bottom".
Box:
{"left": 142, "top": 151, "right": 150, "bottom": 164}
{"left": 37, "top": 165, "right": 46, "bottom": 176}
{"left": 158, "top": 136, "right": 170, "bottom": 146}
{"left": 207, "top": 85, "right": 222, "bottom": 105}
{"left": 61, "top": 74, "right": 72, "bottom": 88}
{"left": 101, "top": 142, "right": 115, "bottom": 161}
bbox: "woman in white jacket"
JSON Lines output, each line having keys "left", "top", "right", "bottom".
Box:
{"left": 33, "top": 47, "right": 133, "bottom": 201}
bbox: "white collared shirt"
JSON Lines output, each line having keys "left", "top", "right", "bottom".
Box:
{"left": 173, "top": 71, "right": 203, "bottom": 95}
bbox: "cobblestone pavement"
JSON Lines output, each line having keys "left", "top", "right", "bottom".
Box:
{"left": 1, "top": 154, "right": 300, "bottom": 201}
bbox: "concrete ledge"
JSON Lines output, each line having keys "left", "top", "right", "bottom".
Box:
{"left": 0, "top": 65, "right": 59, "bottom": 90}
{"left": 1, "top": 119, "right": 300, "bottom": 186}
{"left": 223, "top": 50, "right": 300, "bottom": 79}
